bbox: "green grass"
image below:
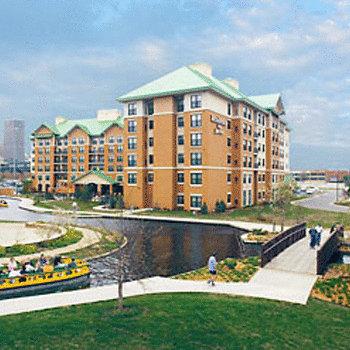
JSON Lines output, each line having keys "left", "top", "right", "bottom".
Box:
{"left": 35, "top": 199, "right": 98, "bottom": 211}
{"left": 0, "top": 294, "right": 349, "bottom": 349}
{"left": 142, "top": 203, "right": 350, "bottom": 229}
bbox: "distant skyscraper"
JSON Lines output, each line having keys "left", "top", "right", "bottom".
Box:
{"left": 3, "top": 119, "right": 25, "bottom": 161}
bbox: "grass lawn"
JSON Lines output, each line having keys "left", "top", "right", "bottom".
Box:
{"left": 0, "top": 294, "right": 349, "bottom": 350}
{"left": 35, "top": 199, "right": 98, "bottom": 211}
{"left": 142, "top": 203, "right": 350, "bottom": 229}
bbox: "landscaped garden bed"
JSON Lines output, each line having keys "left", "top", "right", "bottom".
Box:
{"left": 173, "top": 256, "right": 260, "bottom": 282}
{"left": 242, "top": 229, "right": 279, "bottom": 243}
{"left": 312, "top": 263, "right": 350, "bottom": 308}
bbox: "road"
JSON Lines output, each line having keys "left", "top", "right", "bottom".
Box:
{"left": 294, "top": 191, "right": 350, "bottom": 213}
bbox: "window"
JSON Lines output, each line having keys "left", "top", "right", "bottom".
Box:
{"left": 177, "top": 172, "right": 184, "bottom": 183}
{"left": 178, "top": 153, "right": 184, "bottom": 164}
{"left": 79, "top": 156, "right": 84, "bottom": 163}
{"left": 117, "top": 155, "right": 123, "bottom": 162}
{"left": 190, "top": 114, "right": 202, "bottom": 127}
{"left": 147, "top": 173, "right": 154, "bottom": 183}
{"left": 128, "top": 155, "right": 137, "bottom": 167}
{"left": 227, "top": 154, "right": 231, "bottom": 164}
{"left": 117, "top": 136, "right": 123, "bottom": 144}
{"left": 176, "top": 95, "right": 184, "bottom": 112}
{"left": 108, "top": 156, "right": 114, "bottom": 162}
{"left": 227, "top": 173, "right": 231, "bottom": 183}
{"left": 227, "top": 120, "right": 231, "bottom": 129}
{"left": 191, "top": 152, "right": 202, "bottom": 165}
{"left": 177, "top": 116, "right": 184, "bottom": 128}
{"left": 227, "top": 193, "right": 232, "bottom": 204}
{"left": 149, "top": 154, "right": 154, "bottom": 164}
{"left": 108, "top": 145, "right": 114, "bottom": 153}
{"left": 108, "top": 165, "right": 114, "bottom": 172}
{"left": 128, "top": 120, "right": 137, "bottom": 132}
{"left": 128, "top": 103, "right": 137, "bottom": 116}
{"left": 79, "top": 165, "right": 84, "bottom": 172}
{"left": 177, "top": 194, "right": 184, "bottom": 205}
{"left": 128, "top": 137, "right": 137, "bottom": 150}
{"left": 190, "top": 133, "right": 202, "bottom": 146}
{"left": 78, "top": 138, "right": 85, "bottom": 145}
{"left": 72, "top": 156, "right": 77, "bottom": 163}
{"left": 149, "top": 120, "right": 154, "bottom": 130}
{"left": 117, "top": 145, "right": 123, "bottom": 153}
{"left": 145, "top": 100, "right": 154, "bottom": 115}
{"left": 117, "top": 165, "right": 123, "bottom": 172}
{"left": 190, "top": 195, "right": 202, "bottom": 208}
{"left": 191, "top": 173, "right": 202, "bottom": 185}
{"left": 79, "top": 147, "right": 84, "bottom": 153}
{"left": 72, "top": 138, "right": 77, "bottom": 145}
{"left": 227, "top": 137, "right": 231, "bottom": 147}
{"left": 190, "top": 94, "right": 202, "bottom": 108}
{"left": 128, "top": 173, "right": 137, "bottom": 184}
{"left": 109, "top": 136, "right": 115, "bottom": 144}
{"left": 178, "top": 135, "right": 184, "bottom": 145}
{"left": 227, "top": 103, "right": 231, "bottom": 115}
{"left": 149, "top": 137, "right": 154, "bottom": 147}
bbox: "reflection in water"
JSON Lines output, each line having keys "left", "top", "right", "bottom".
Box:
{"left": 0, "top": 199, "right": 246, "bottom": 281}
{"left": 80, "top": 218, "right": 244, "bottom": 278}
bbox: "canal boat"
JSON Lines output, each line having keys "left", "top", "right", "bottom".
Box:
{"left": 0, "top": 199, "right": 8, "bottom": 208}
{"left": 0, "top": 258, "right": 90, "bottom": 300}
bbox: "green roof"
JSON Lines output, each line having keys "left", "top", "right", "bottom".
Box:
{"left": 249, "top": 94, "right": 281, "bottom": 111}
{"left": 117, "top": 65, "right": 271, "bottom": 112}
{"left": 36, "top": 117, "right": 124, "bottom": 138}
{"left": 73, "top": 170, "right": 119, "bottom": 185}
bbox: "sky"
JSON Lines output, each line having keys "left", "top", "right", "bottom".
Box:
{"left": 0, "top": 0, "right": 349, "bottom": 170}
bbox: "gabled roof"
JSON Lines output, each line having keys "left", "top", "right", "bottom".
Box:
{"left": 33, "top": 117, "right": 124, "bottom": 138}
{"left": 117, "top": 65, "right": 270, "bottom": 113}
{"left": 73, "top": 170, "right": 119, "bottom": 185}
{"left": 249, "top": 94, "right": 282, "bottom": 112}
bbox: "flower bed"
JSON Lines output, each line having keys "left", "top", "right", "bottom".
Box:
{"left": 173, "top": 256, "right": 260, "bottom": 283}
{"left": 243, "top": 229, "right": 279, "bottom": 243}
{"left": 312, "top": 264, "right": 350, "bottom": 308}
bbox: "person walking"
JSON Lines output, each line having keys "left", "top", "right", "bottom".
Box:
{"left": 207, "top": 253, "right": 217, "bottom": 286}
{"left": 309, "top": 227, "right": 317, "bottom": 249}
{"left": 315, "top": 223, "right": 323, "bottom": 247}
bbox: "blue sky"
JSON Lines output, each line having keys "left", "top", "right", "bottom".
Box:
{"left": 0, "top": 0, "right": 349, "bottom": 169}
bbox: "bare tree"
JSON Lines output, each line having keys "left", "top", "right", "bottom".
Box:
{"left": 272, "top": 181, "right": 294, "bottom": 232}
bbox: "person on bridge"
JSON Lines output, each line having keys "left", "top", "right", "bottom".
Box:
{"left": 315, "top": 224, "right": 323, "bottom": 247}
{"left": 309, "top": 227, "right": 317, "bottom": 249}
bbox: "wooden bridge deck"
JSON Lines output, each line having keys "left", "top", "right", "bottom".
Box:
{"left": 264, "top": 232, "right": 330, "bottom": 275}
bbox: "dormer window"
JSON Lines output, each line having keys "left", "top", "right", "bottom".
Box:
{"left": 190, "top": 94, "right": 202, "bottom": 109}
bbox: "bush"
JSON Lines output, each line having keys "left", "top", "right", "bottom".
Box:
{"left": 225, "top": 260, "right": 237, "bottom": 270}
{"left": 75, "top": 186, "right": 94, "bottom": 201}
{"left": 0, "top": 246, "right": 6, "bottom": 257}
{"left": 44, "top": 192, "right": 55, "bottom": 200}
{"left": 200, "top": 203, "right": 208, "bottom": 215}
{"left": 40, "top": 228, "right": 83, "bottom": 249}
{"left": 7, "top": 244, "right": 37, "bottom": 255}
{"left": 215, "top": 200, "right": 226, "bottom": 213}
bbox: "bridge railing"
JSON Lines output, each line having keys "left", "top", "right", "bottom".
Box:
{"left": 260, "top": 223, "right": 307, "bottom": 267}
{"left": 316, "top": 231, "right": 339, "bottom": 274}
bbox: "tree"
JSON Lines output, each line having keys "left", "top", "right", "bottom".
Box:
{"left": 22, "top": 178, "right": 33, "bottom": 194}
{"left": 272, "top": 181, "right": 294, "bottom": 232}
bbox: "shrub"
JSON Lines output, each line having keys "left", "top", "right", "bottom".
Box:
{"left": 0, "top": 246, "right": 6, "bottom": 257}
{"left": 7, "top": 244, "right": 37, "bottom": 255}
{"left": 215, "top": 200, "right": 226, "bottom": 213}
{"left": 109, "top": 196, "right": 117, "bottom": 209}
{"left": 225, "top": 260, "right": 237, "bottom": 270}
{"left": 75, "top": 186, "right": 94, "bottom": 201}
{"left": 40, "top": 228, "right": 83, "bottom": 249}
{"left": 200, "top": 203, "right": 208, "bottom": 215}
{"left": 44, "top": 192, "right": 55, "bottom": 200}
{"left": 115, "top": 195, "right": 124, "bottom": 209}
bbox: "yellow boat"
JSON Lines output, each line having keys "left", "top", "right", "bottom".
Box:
{"left": 0, "top": 200, "right": 8, "bottom": 208}
{"left": 0, "top": 258, "right": 90, "bottom": 299}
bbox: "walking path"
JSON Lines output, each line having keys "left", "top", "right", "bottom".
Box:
{"left": 293, "top": 191, "right": 350, "bottom": 213}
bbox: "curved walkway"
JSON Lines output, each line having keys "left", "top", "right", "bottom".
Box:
{"left": 293, "top": 191, "right": 350, "bottom": 213}
{"left": 0, "top": 227, "right": 101, "bottom": 264}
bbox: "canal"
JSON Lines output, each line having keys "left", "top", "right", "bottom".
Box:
{"left": 0, "top": 199, "right": 245, "bottom": 286}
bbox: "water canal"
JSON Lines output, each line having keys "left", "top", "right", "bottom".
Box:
{"left": 0, "top": 199, "right": 245, "bottom": 286}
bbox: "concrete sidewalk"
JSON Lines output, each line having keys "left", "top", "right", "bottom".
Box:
{"left": 0, "top": 269, "right": 317, "bottom": 317}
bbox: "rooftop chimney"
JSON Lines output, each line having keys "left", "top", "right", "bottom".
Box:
{"left": 97, "top": 109, "right": 120, "bottom": 121}
{"left": 189, "top": 63, "right": 212, "bottom": 77}
{"left": 55, "top": 116, "right": 67, "bottom": 125}
{"left": 223, "top": 78, "right": 239, "bottom": 90}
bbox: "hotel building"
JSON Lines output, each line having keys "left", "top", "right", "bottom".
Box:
{"left": 118, "top": 63, "right": 290, "bottom": 211}
{"left": 31, "top": 63, "right": 290, "bottom": 212}
{"left": 31, "top": 110, "right": 124, "bottom": 194}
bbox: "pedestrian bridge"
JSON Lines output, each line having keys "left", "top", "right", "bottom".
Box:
{"left": 260, "top": 223, "right": 339, "bottom": 275}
